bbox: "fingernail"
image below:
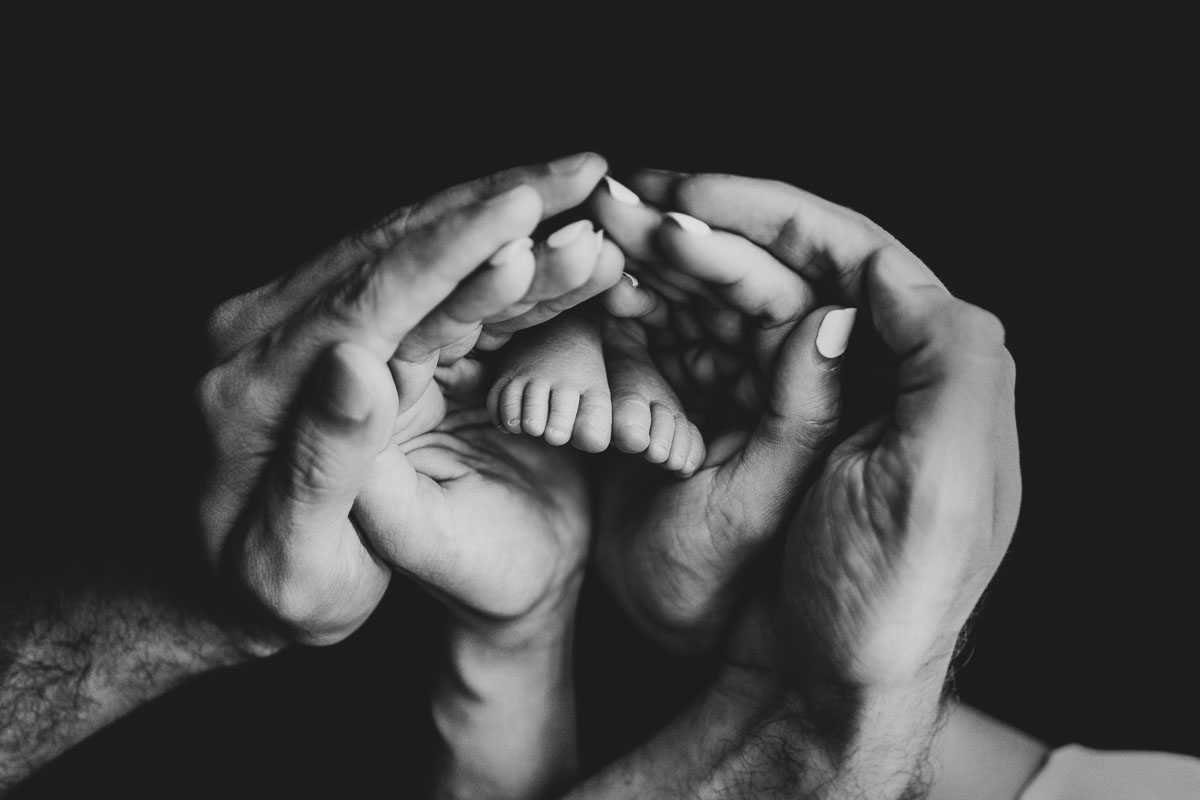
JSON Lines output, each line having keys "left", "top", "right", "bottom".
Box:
{"left": 604, "top": 175, "right": 641, "bottom": 205}
{"left": 665, "top": 212, "right": 711, "bottom": 235}
{"left": 549, "top": 151, "right": 594, "bottom": 173}
{"left": 546, "top": 219, "right": 593, "bottom": 249}
{"left": 621, "top": 271, "right": 640, "bottom": 288}
{"left": 319, "top": 349, "right": 372, "bottom": 423}
{"left": 488, "top": 237, "right": 534, "bottom": 267}
{"left": 815, "top": 308, "right": 857, "bottom": 359}
{"left": 507, "top": 417, "right": 522, "bottom": 429}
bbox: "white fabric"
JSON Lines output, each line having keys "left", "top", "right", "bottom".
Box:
{"left": 1019, "top": 744, "right": 1200, "bottom": 800}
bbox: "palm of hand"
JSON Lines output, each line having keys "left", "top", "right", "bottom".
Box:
{"left": 775, "top": 422, "right": 1000, "bottom": 689}
{"left": 355, "top": 361, "right": 590, "bottom": 623}
{"left": 599, "top": 299, "right": 811, "bottom": 654}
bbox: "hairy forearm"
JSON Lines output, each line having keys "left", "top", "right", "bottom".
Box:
{"left": 432, "top": 597, "right": 580, "bottom": 800}
{"left": 0, "top": 576, "right": 249, "bottom": 792}
{"left": 566, "top": 665, "right": 946, "bottom": 800}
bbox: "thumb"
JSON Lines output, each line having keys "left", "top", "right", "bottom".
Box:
{"left": 236, "top": 342, "right": 398, "bottom": 645}
{"left": 733, "top": 305, "right": 854, "bottom": 526}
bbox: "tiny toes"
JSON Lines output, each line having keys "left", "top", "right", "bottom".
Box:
{"left": 664, "top": 415, "right": 691, "bottom": 472}
{"left": 521, "top": 380, "right": 551, "bottom": 436}
{"left": 645, "top": 403, "right": 676, "bottom": 463}
{"left": 571, "top": 390, "right": 613, "bottom": 453}
{"left": 611, "top": 394, "right": 652, "bottom": 454}
{"left": 544, "top": 387, "right": 581, "bottom": 446}
{"left": 499, "top": 379, "right": 528, "bottom": 434}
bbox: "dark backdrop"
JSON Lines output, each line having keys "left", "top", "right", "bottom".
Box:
{"left": 8, "top": 42, "right": 1195, "bottom": 797}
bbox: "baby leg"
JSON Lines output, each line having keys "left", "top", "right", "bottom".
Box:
{"left": 488, "top": 307, "right": 612, "bottom": 452}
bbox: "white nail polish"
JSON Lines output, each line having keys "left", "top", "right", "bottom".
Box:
{"left": 546, "top": 219, "right": 593, "bottom": 249}
{"left": 488, "top": 237, "right": 534, "bottom": 266}
{"left": 604, "top": 175, "right": 641, "bottom": 205}
{"left": 621, "top": 271, "right": 640, "bottom": 288}
{"left": 665, "top": 212, "right": 711, "bottom": 235}
{"left": 816, "top": 308, "right": 857, "bottom": 359}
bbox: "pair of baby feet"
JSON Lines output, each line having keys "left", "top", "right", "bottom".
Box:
{"left": 488, "top": 304, "right": 704, "bottom": 478}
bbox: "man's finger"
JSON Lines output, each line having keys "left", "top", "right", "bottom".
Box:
{"left": 208, "top": 152, "right": 608, "bottom": 360}
{"left": 392, "top": 236, "right": 537, "bottom": 366}
{"left": 230, "top": 343, "right": 396, "bottom": 646}
{"left": 474, "top": 235, "right": 624, "bottom": 349}
{"left": 233, "top": 185, "right": 542, "bottom": 420}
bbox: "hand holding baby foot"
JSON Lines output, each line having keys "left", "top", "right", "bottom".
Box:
{"left": 589, "top": 177, "right": 852, "bottom": 655}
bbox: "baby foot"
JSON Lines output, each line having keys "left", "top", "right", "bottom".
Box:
{"left": 603, "top": 316, "right": 706, "bottom": 477}
{"left": 489, "top": 308, "right": 613, "bottom": 452}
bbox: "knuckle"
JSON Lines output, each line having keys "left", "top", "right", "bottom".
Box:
{"left": 204, "top": 296, "right": 247, "bottom": 357}
{"left": 359, "top": 203, "right": 415, "bottom": 252}
{"left": 320, "top": 257, "right": 381, "bottom": 329}
{"left": 195, "top": 366, "right": 240, "bottom": 426}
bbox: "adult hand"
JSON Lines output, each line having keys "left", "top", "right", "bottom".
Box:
{"left": 621, "top": 170, "right": 1020, "bottom": 693}
{"left": 590, "top": 176, "right": 844, "bottom": 655}
{"left": 568, "top": 171, "right": 1019, "bottom": 798}
{"left": 196, "top": 152, "right": 611, "bottom": 651}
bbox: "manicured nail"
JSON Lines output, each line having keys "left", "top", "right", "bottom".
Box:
{"left": 604, "top": 176, "right": 641, "bottom": 205}
{"left": 815, "top": 308, "right": 857, "bottom": 359}
{"left": 549, "top": 151, "right": 596, "bottom": 174}
{"left": 547, "top": 219, "right": 593, "bottom": 249}
{"left": 665, "top": 212, "right": 711, "bottom": 235}
{"left": 621, "top": 271, "right": 640, "bottom": 288}
{"left": 488, "top": 237, "right": 534, "bottom": 267}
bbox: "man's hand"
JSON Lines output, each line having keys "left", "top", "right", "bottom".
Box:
{"left": 199, "top": 153, "right": 621, "bottom": 800}
{"left": 196, "top": 152, "right": 610, "bottom": 650}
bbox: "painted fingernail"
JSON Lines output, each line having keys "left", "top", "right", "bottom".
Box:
{"left": 621, "top": 271, "right": 640, "bottom": 288}
{"left": 604, "top": 176, "right": 641, "bottom": 205}
{"left": 549, "top": 151, "right": 594, "bottom": 173}
{"left": 665, "top": 212, "right": 711, "bottom": 235}
{"left": 547, "top": 219, "right": 594, "bottom": 248}
{"left": 488, "top": 237, "right": 534, "bottom": 267}
{"left": 816, "top": 308, "right": 857, "bottom": 359}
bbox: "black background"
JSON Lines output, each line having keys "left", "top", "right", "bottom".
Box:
{"left": 7, "top": 29, "right": 1195, "bottom": 797}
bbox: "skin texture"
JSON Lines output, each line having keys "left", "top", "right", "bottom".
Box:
{"left": 2, "top": 160, "right": 1021, "bottom": 800}
{"left": 197, "top": 153, "right": 623, "bottom": 800}
{"left": 560, "top": 169, "right": 1019, "bottom": 798}
{"left": 487, "top": 304, "right": 705, "bottom": 474}
{"left": 2, "top": 154, "right": 619, "bottom": 798}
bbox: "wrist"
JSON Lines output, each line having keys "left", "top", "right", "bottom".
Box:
{"left": 702, "top": 663, "right": 946, "bottom": 799}
{"left": 431, "top": 579, "right": 581, "bottom": 800}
